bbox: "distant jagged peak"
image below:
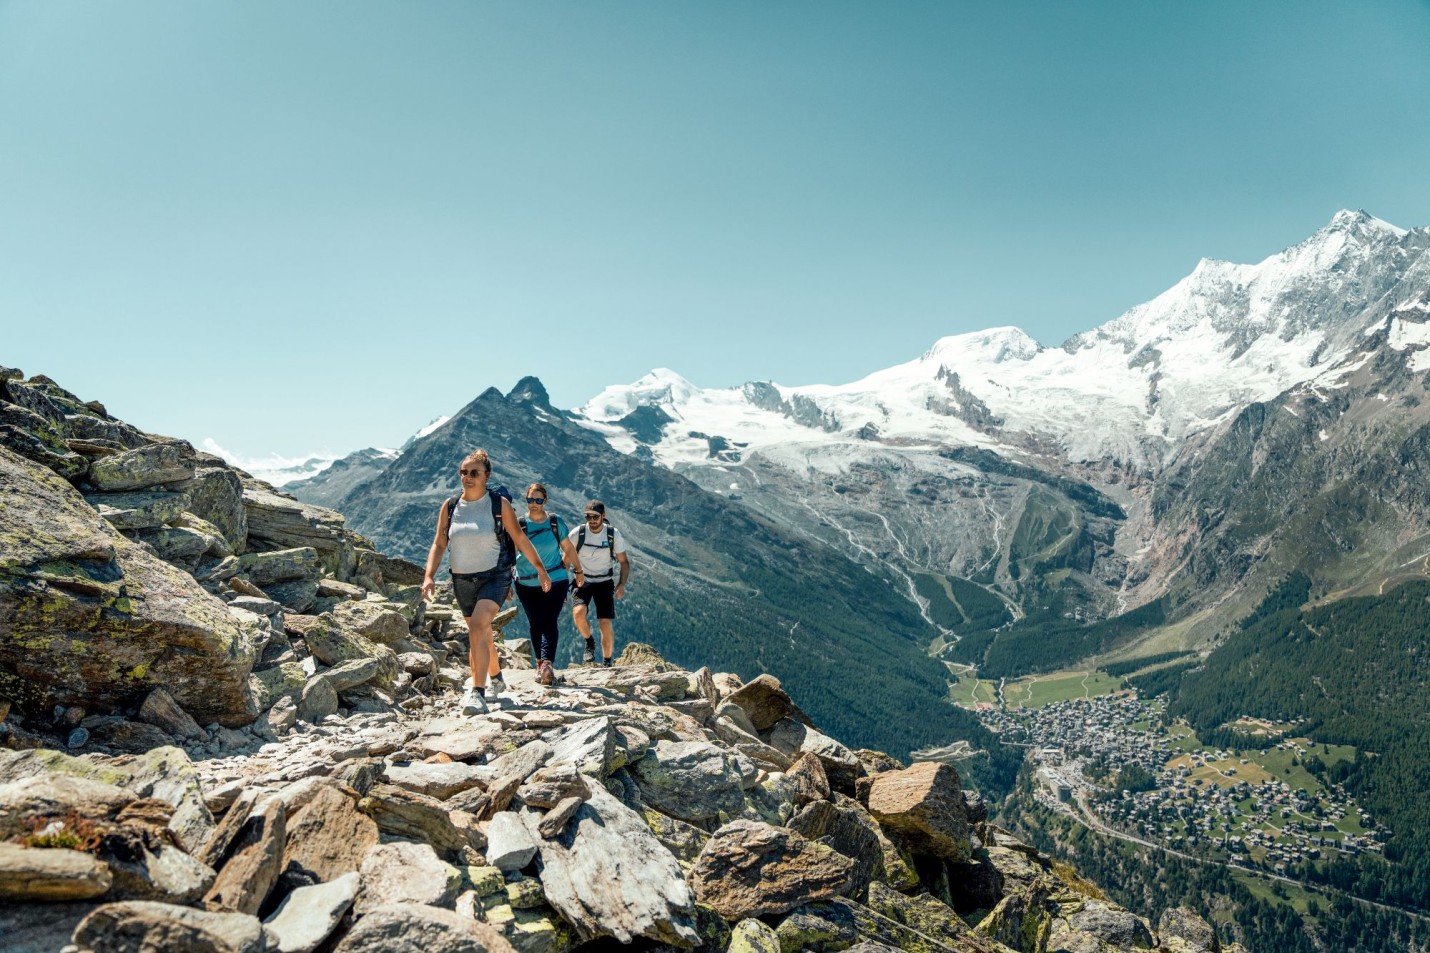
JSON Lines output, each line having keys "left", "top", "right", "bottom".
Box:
{"left": 506, "top": 375, "right": 552, "bottom": 408}
{"left": 920, "top": 326, "right": 1044, "bottom": 366}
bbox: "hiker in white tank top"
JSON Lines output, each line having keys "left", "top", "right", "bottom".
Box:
{"left": 420, "top": 449, "right": 549, "bottom": 715}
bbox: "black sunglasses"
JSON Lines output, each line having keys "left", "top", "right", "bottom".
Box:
{"left": 525, "top": 497, "right": 546, "bottom": 505}
{"left": 585, "top": 513, "right": 603, "bottom": 521}
{"left": 460, "top": 468, "right": 486, "bottom": 477}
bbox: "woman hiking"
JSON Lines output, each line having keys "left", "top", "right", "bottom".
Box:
{"left": 420, "top": 449, "right": 550, "bottom": 715}
{"left": 513, "top": 483, "right": 584, "bottom": 686}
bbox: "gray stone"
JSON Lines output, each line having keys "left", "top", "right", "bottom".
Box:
{"left": 230, "top": 595, "right": 283, "bottom": 617}
{"left": 73, "top": 900, "right": 268, "bottom": 953}
{"left": 297, "top": 675, "right": 338, "bottom": 723}
{"left": 486, "top": 810, "right": 539, "bottom": 871}
{"left": 85, "top": 489, "right": 189, "bottom": 530}
{"left": 866, "top": 761, "right": 972, "bottom": 863}
{"left": 542, "top": 717, "right": 616, "bottom": 778}
{"left": 0, "top": 842, "right": 112, "bottom": 901}
{"left": 521, "top": 780, "right": 698, "bottom": 947}
{"left": 203, "top": 797, "right": 286, "bottom": 915}
{"left": 629, "top": 739, "right": 749, "bottom": 824}
{"left": 355, "top": 841, "right": 460, "bottom": 913}
{"left": 137, "top": 687, "right": 206, "bottom": 741}
{"left": 690, "top": 819, "right": 853, "bottom": 921}
{"left": 517, "top": 762, "right": 591, "bottom": 809}
{"left": 239, "top": 547, "right": 321, "bottom": 586}
{"left": 765, "top": 718, "right": 862, "bottom": 790}
{"left": 384, "top": 760, "right": 490, "bottom": 800}
{"left": 88, "top": 441, "right": 195, "bottom": 492}
{"left": 262, "top": 871, "right": 359, "bottom": 953}
{"left": 333, "top": 901, "right": 516, "bottom": 953}
{"left": 330, "top": 600, "right": 409, "bottom": 646}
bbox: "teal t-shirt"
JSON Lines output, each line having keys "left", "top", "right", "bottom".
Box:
{"left": 514, "top": 513, "right": 570, "bottom": 586}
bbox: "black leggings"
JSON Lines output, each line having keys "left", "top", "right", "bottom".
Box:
{"left": 515, "top": 578, "right": 570, "bottom": 664}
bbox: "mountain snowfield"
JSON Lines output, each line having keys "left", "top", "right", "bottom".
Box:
{"left": 577, "top": 210, "right": 1430, "bottom": 472}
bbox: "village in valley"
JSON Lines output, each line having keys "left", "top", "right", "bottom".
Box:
{"left": 962, "top": 679, "right": 1386, "bottom": 877}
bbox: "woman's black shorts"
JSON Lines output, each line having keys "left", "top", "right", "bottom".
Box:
{"left": 452, "top": 569, "right": 510, "bottom": 617}
{"left": 572, "top": 579, "right": 616, "bottom": 620}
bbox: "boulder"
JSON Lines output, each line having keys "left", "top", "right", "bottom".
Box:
{"left": 787, "top": 751, "right": 831, "bottom": 807}
{"left": 866, "top": 761, "right": 972, "bottom": 863}
{"left": 280, "top": 783, "right": 379, "bottom": 887}
{"left": 765, "top": 718, "right": 862, "bottom": 791}
{"left": 85, "top": 489, "right": 189, "bottom": 530}
{"left": 517, "top": 762, "right": 591, "bottom": 809}
{"left": 689, "top": 819, "right": 854, "bottom": 921}
{"left": 243, "top": 488, "right": 352, "bottom": 575}
{"left": 728, "top": 917, "right": 782, "bottom": 953}
{"left": 249, "top": 663, "right": 307, "bottom": 712}
{"left": 1158, "top": 906, "right": 1221, "bottom": 953}
{"left": 0, "top": 448, "right": 260, "bottom": 727}
{"left": 329, "top": 600, "right": 409, "bottom": 646}
{"left": 72, "top": 900, "right": 268, "bottom": 953}
{"left": 137, "top": 687, "right": 206, "bottom": 741}
{"left": 87, "top": 441, "right": 195, "bottom": 491}
{"left": 261, "top": 871, "right": 359, "bottom": 953}
{"left": 357, "top": 784, "right": 467, "bottom": 856}
{"left": 0, "top": 842, "right": 112, "bottom": 901}
{"left": 629, "top": 739, "right": 749, "bottom": 825}
{"left": 0, "top": 772, "right": 135, "bottom": 838}
{"left": 180, "top": 466, "right": 248, "bottom": 553}
{"left": 1056, "top": 899, "right": 1155, "bottom": 951}
{"left": 542, "top": 716, "right": 616, "bottom": 777}
{"left": 204, "top": 797, "right": 286, "bottom": 915}
{"left": 296, "top": 675, "right": 338, "bottom": 723}
{"left": 133, "top": 526, "right": 211, "bottom": 568}
{"left": 294, "top": 614, "right": 398, "bottom": 688}
{"left": 486, "top": 810, "right": 539, "bottom": 871}
{"left": 321, "top": 657, "right": 385, "bottom": 692}
{"left": 787, "top": 795, "right": 884, "bottom": 899}
{"left": 723, "top": 674, "right": 804, "bottom": 731}
{"left": 384, "top": 760, "right": 490, "bottom": 800}
{"left": 355, "top": 841, "right": 460, "bottom": 913}
{"left": 0, "top": 746, "right": 215, "bottom": 855}
{"left": 522, "top": 778, "right": 698, "bottom": 947}
{"left": 238, "top": 547, "right": 320, "bottom": 587}
{"left": 103, "top": 835, "right": 216, "bottom": 905}
{"left": 485, "top": 739, "right": 554, "bottom": 783}
{"left": 333, "top": 901, "right": 516, "bottom": 953}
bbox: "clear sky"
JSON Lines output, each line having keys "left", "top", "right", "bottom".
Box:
{"left": 3, "top": 1, "right": 1430, "bottom": 468}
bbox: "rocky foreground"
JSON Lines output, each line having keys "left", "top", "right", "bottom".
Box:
{"left": 0, "top": 367, "right": 1243, "bottom": 952}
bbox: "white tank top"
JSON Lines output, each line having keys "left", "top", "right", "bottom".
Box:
{"left": 447, "top": 496, "right": 500, "bottom": 573}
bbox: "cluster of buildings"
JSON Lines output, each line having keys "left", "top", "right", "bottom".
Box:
{"left": 978, "top": 690, "right": 1386, "bottom": 874}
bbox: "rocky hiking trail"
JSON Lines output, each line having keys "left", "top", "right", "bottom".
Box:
{"left": 0, "top": 366, "right": 1243, "bottom": 952}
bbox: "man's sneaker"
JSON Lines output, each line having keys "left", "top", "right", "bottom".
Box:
{"left": 582, "top": 640, "right": 596, "bottom": 664}
{"left": 485, "top": 675, "right": 505, "bottom": 701}
{"left": 460, "top": 688, "right": 487, "bottom": 715}
{"left": 603, "top": 658, "right": 614, "bottom": 668}
{"left": 537, "top": 660, "right": 554, "bottom": 686}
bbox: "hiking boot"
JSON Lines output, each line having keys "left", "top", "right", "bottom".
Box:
{"left": 582, "top": 640, "right": 596, "bottom": 664}
{"left": 485, "top": 675, "right": 505, "bottom": 701}
{"left": 537, "top": 660, "right": 554, "bottom": 686}
{"left": 603, "top": 658, "right": 613, "bottom": 668}
{"left": 460, "top": 688, "right": 487, "bottom": 715}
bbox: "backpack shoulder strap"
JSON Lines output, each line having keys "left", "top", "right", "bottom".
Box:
{"left": 441, "top": 496, "right": 459, "bottom": 544}
{"left": 606, "top": 524, "right": 615, "bottom": 548}
{"left": 549, "top": 515, "right": 560, "bottom": 538}
{"left": 518, "top": 516, "right": 529, "bottom": 533}
{"left": 577, "top": 524, "right": 587, "bottom": 549}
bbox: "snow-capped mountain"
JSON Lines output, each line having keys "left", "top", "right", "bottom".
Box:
{"left": 578, "top": 211, "right": 1430, "bottom": 471}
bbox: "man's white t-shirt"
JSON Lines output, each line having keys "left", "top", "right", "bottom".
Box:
{"left": 569, "top": 522, "right": 626, "bottom": 581}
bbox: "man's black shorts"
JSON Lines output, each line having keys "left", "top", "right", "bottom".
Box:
{"left": 573, "top": 579, "right": 616, "bottom": 620}
{"left": 453, "top": 569, "right": 510, "bottom": 617}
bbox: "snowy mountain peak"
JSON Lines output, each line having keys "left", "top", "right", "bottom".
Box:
{"left": 1325, "top": 208, "right": 1408, "bottom": 238}
{"left": 922, "top": 327, "right": 1043, "bottom": 366}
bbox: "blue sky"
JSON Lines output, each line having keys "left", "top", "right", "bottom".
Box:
{"left": 3, "top": 1, "right": 1429, "bottom": 465}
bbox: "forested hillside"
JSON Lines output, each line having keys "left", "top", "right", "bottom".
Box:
{"left": 1169, "top": 578, "right": 1430, "bottom": 912}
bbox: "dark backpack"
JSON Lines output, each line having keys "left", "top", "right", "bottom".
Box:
{"left": 576, "top": 522, "right": 617, "bottom": 580}
{"left": 442, "top": 485, "right": 515, "bottom": 573}
{"left": 516, "top": 514, "right": 563, "bottom": 579}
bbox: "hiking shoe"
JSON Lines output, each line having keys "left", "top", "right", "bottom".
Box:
{"left": 485, "top": 675, "right": 505, "bottom": 701}
{"left": 582, "top": 640, "right": 596, "bottom": 664}
{"left": 460, "top": 688, "right": 487, "bottom": 716}
{"left": 603, "top": 659, "right": 613, "bottom": 668}
{"left": 537, "top": 660, "right": 554, "bottom": 686}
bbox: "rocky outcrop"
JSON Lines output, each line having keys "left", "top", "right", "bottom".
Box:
{"left": 0, "top": 637, "right": 1244, "bottom": 952}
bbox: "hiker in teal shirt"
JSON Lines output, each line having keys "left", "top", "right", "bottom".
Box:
{"left": 513, "top": 483, "right": 584, "bottom": 685}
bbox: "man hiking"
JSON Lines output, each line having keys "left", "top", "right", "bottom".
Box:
{"left": 568, "top": 500, "right": 629, "bottom": 667}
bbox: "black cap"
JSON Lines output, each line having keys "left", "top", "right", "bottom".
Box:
{"left": 585, "top": 500, "right": 606, "bottom": 516}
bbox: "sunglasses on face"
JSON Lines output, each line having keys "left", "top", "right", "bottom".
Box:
{"left": 526, "top": 497, "right": 546, "bottom": 505}
{"left": 585, "top": 514, "right": 602, "bottom": 521}
{"left": 460, "top": 468, "right": 484, "bottom": 477}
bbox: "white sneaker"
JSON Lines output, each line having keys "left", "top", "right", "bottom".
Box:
{"left": 485, "top": 675, "right": 505, "bottom": 701}
{"left": 460, "top": 688, "right": 487, "bottom": 715}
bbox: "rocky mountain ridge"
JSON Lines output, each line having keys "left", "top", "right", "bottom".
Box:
{"left": 0, "top": 364, "right": 1243, "bottom": 952}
